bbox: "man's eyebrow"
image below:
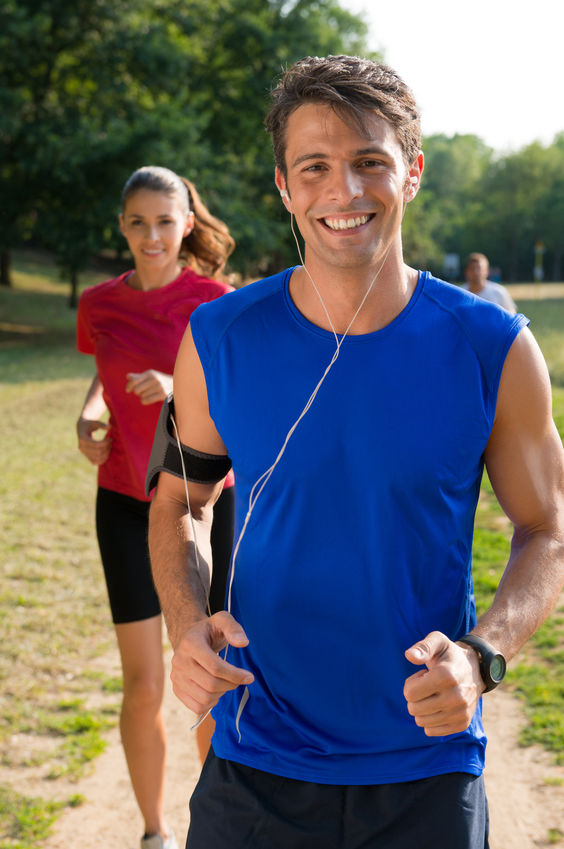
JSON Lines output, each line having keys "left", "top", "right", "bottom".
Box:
{"left": 291, "top": 152, "right": 329, "bottom": 168}
{"left": 290, "top": 146, "right": 390, "bottom": 168}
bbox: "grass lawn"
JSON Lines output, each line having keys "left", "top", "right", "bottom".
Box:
{"left": 0, "top": 253, "right": 563, "bottom": 846}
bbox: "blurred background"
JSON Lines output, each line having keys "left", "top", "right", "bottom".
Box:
{"left": 2, "top": 0, "right": 563, "bottom": 303}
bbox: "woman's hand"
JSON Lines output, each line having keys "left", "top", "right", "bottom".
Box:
{"left": 125, "top": 370, "right": 173, "bottom": 405}
{"left": 77, "top": 418, "right": 111, "bottom": 466}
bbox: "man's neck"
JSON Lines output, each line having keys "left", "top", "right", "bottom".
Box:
{"left": 288, "top": 254, "right": 418, "bottom": 335}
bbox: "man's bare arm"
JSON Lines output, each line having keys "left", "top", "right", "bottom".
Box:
{"left": 149, "top": 472, "right": 217, "bottom": 647}
{"left": 473, "top": 326, "right": 564, "bottom": 656}
{"left": 405, "top": 327, "right": 564, "bottom": 735}
{"left": 148, "top": 326, "right": 253, "bottom": 715}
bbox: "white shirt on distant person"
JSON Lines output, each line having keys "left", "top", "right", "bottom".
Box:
{"left": 461, "top": 280, "right": 516, "bottom": 312}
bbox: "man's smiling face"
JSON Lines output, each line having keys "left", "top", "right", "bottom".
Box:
{"left": 276, "top": 102, "right": 421, "bottom": 275}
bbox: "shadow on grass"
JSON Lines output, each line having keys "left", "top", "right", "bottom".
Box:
{"left": 0, "top": 284, "right": 92, "bottom": 385}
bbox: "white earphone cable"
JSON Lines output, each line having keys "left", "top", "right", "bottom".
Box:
{"left": 227, "top": 212, "right": 391, "bottom": 614}
{"left": 178, "top": 208, "right": 394, "bottom": 738}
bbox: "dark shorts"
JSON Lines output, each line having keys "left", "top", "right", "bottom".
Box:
{"left": 187, "top": 751, "right": 489, "bottom": 849}
{"left": 95, "top": 486, "right": 234, "bottom": 624}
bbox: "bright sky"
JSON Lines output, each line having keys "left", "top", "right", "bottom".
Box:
{"left": 342, "top": 0, "right": 564, "bottom": 153}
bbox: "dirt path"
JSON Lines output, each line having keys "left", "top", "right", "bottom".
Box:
{"left": 42, "top": 651, "right": 564, "bottom": 849}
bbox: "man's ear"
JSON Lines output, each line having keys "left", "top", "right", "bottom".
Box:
{"left": 275, "top": 168, "right": 292, "bottom": 212}
{"left": 404, "top": 151, "right": 424, "bottom": 202}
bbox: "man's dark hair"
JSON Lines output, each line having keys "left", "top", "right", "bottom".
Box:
{"left": 265, "top": 55, "right": 421, "bottom": 177}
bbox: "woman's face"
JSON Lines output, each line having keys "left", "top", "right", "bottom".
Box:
{"left": 119, "top": 189, "right": 193, "bottom": 273}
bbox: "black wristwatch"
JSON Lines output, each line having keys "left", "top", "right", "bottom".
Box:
{"left": 458, "top": 635, "right": 506, "bottom": 692}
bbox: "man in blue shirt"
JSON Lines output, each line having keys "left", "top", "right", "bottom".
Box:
{"left": 148, "top": 55, "right": 564, "bottom": 848}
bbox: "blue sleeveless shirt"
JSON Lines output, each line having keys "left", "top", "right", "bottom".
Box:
{"left": 190, "top": 268, "right": 528, "bottom": 784}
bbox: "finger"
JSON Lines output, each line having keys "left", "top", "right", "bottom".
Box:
{"left": 209, "top": 611, "right": 252, "bottom": 650}
{"left": 79, "top": 434, "right": 111, "bottom": 452}
{"left": 198, "top": 655, "right": 253, "bottom": 690}
{"left": 184, "top": 645, "right": 254, "bottom": 689}
{"left": 171, "top": 660, "right": 226, "bottom": 705}
{"left": 404, "top": 659, "right": 459, "bottom": 702}
{"left": 82, "top": 451, "right": 110, "bottom": 467}
{"left": 78, "top": 421, "right": 109, "bottom": 439}
{"left": 405, "top": 631, "right": 451, "bottom": 668}
{"left": 171, "top": 675, "right": 219, "bottom": 715}
{"left": 139, "top": 388, "right": 166, "bottom": 405}
{"left": 125, "top": 372, "right": 147, "bottom": 393}
{"left": 414, "top": 707, "right": 474, "bottom": 737}
{"left": 403, "top": 668, "right": 433, "bottom": 702}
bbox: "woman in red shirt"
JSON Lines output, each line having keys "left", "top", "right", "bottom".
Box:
{"left": 76, "top": 167, "right": 235, "bottom": 849}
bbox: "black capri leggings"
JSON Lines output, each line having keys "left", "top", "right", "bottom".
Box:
{"left": 95, "top": 486, "right": 234, "bottom": 624}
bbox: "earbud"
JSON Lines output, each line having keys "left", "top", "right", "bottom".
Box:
{"left": 280, "top": 190, "right": 289, "bottom": 201}
{"left": 404, "top": 176, "right": 418, "bottom": 203}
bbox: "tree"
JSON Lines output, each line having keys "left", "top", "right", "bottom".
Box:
{"left": 534, "top": 135, "right": 564, "bottom": 281}
{"left": 0, "top": 0, "right": 211, "bottom": 295}
{"left": 417, "top": 133, "right": 493, "bottom": 273}
{"left": 1, "top": 0, "right": 374, "bottom": 295}
{"left": 471, "top": 143, "right": 555, "bottom": 281}
{"left": 159, "top": 0, "right": 375, "bottom": 274}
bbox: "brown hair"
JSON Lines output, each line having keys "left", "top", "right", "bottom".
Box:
{"left": 465, "top": 252, "right": 489, "bottom": 270}
{"left": 265, "top": 55, "right": 421, "bottom": 177}
{"left": 121, "top": 166, "right": 235, "bottom": 277}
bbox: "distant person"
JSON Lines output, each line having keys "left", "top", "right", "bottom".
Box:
{"left": 75, "top": 166, "right": 235, "bottom": 849}
{"left": 462, "top": 252, "right": 516, "bottom": 311}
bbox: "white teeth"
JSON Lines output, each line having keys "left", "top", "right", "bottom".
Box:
{"left": 324, "top": 215, "right": 369, "bottom": 230}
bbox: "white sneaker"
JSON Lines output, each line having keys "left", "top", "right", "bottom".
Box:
{"left": 140, "top": 830, "right": 179, "bottom": 849}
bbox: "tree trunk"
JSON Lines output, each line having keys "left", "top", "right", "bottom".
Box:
{"left": 68, "top": 270, "right": 79, "bottom": 308}
{"left": 0, "top": 250, "right": 12, "bottom": 287}
{"left": 552, "top": 247, "right": 562, "bottom": 282}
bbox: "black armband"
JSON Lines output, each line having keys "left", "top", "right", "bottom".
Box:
{"left": 145, "top": 394, "right": 232, "bottom": 495}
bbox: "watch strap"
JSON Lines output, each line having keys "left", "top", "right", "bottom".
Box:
{"left": 458, "top": 634, "right": 506, "bottom": 692}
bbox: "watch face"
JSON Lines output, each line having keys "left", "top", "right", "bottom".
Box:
{"left": 490, "top": 654, "right": 506, "bottom": 683}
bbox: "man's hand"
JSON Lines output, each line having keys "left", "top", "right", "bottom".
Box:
{"left": 126, "top": 370, "right": 173, "bottom": 405}
{"left": 171, "top": 611, "right": 255, "bottom": 716}
{"left": 77, "top": 417, "right": 111, "bottom": 465}
{"left": 403, "top": 631, "right": 484, "bottom": 736}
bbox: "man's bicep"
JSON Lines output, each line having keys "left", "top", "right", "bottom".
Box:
{"left": 173, "top": 324, "right": 228, "bottom": 456}
{"left": 485, "top": 328, "right": 564, "bottom": 532}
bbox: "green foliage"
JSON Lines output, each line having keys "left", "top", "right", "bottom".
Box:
{"left": 0, "top": 0, "right": 375, "bottom": 289}
{"left": 416, "top": 134, "right": 564, "bottom": 282}
{"left": 509, "top": 665, "right": 564, "bottom": 762}
{"left": 0, "top": 787, "right": 64, "bottom": 848}
{"left": 471, "top": 527, "right": 509, "bottom": 616}
{"left": 413, "top": 133, "right": 493, "bottom": 267}
{"left": 517, "top": 299, "right": 564, "bottom": 388}
{"left": 3, "top": 1, "right": 563, "bottom": 285}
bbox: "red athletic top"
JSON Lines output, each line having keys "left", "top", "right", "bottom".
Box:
{"left": 77, "top": 267, "right": 235, "bottom": 501}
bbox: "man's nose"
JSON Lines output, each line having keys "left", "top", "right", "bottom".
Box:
{"left": 327, "top": 165, "right": 363, "bottom": 204}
